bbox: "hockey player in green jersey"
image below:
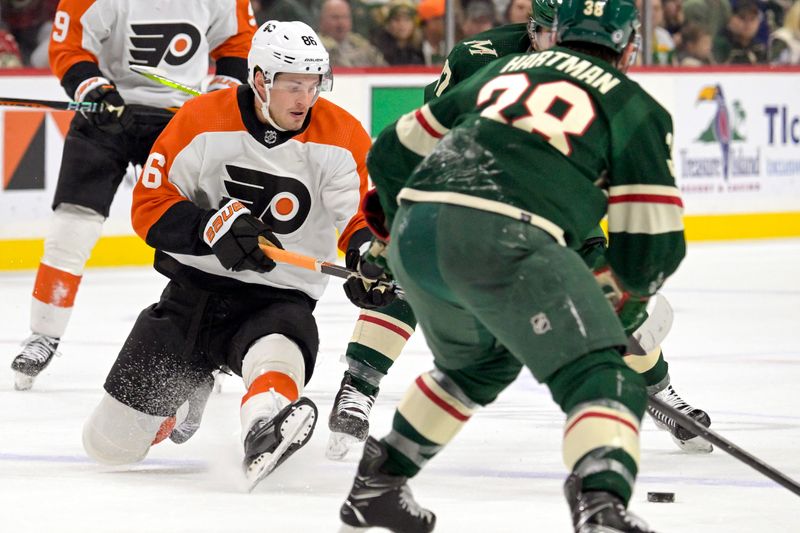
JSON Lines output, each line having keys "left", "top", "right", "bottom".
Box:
{"left": 330, "top": 0, "right": 709, "bottom": 461}
{"left": 424, "top": 0, "right": 712, "bottom": 453}
{"left": 339, "top": 0, "right": 677, "bottom": 531}
{"left": 424, "top": 0, "right": 559, "bottom": 100}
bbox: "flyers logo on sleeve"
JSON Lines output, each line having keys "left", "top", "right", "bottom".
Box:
{"left": 129, "top": 22, "right": 202, "bottom": 67}
{"left": 222, "top": 165, "right": 312, "bottom": 234}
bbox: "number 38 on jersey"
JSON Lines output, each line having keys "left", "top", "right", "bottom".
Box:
{"left": 477, "top": 74, "right": 596, "bottom": 157}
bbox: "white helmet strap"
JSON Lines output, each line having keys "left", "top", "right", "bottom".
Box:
{"left": 253, "top": 75, "right": 286, "bottom": 131}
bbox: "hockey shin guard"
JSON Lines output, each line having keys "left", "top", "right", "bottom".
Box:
{"left": 548, "top": 349, "right": 648, "bottom": 505}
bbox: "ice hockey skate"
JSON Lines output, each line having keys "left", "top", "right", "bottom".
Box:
{"left": 327, "top": 372, "right": 377, "bottom": 460}
{"left": 242, "top": 396, "right": 318, "bottom": 491}
{"left": 339, "top": 436, "right": 435, "bottom": 533}
{"left": 647, "top": 384, "right": 713, "bottom": 453}
{"left": 11, "top": 334, "right": 60, "bottom": 391}
{"left": 564, "top": 474, "right": 655, "bottom": 533}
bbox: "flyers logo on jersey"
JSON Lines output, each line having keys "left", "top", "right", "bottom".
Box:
{"left": 222, "top": 165, "right": 312, "bottom": 235}
{"left": 129, "top": 23, "right": 202, "bottom": 67}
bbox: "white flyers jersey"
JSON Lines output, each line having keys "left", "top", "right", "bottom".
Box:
{"left": 49, "top": 0, "right": 255, "bottom": 107}
{"left": 131, "top": 86, "right": 370, "bottom": 300}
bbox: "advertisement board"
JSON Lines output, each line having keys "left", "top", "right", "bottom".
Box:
{"left": 1, "top": 67, "right": 799, "bottom": 269}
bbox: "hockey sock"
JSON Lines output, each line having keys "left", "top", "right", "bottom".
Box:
{"left": 240, "top": 371, "right": 298, "bottom": 435}
{"left": 345, "top": 299, "right": 416, "bottom": 388}
{"left": 30, "top": 262, "right": 81, "bottom": 338}
{"left": 548, "top": 348, "right": 647, "bottom": 505}
{"left": 379, "top": 368, "right": 479, "bottom": 478}
{"left": 623, "top": 346, "right": 670, "bottom": 391}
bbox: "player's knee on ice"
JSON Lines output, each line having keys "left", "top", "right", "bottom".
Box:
{"left": 83, "top": 393, "right": 167, "bottom": 465}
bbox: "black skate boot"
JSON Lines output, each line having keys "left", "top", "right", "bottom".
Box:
{"left": 242, "top": 396, "right": 317, "bottom": 491}
{"left": 564, "top": 474, "right": 656, "bottom": 533}
{"left": 327, "top": 372, "right": 377, "bottom": 460}
{"left": 647, "top": 384, "right": 712, "bottom": 453}
{"left": 340, "top": 436, "right": 435, "bottom": 533}
{"left": 11, "top": 334, "right": 60, "bottom": 391}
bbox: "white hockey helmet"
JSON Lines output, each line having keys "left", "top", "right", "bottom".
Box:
{"left": 248, "top": 21, "right": 333, "bottom": 126}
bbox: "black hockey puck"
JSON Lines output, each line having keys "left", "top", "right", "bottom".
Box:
{"left": 647, "top": 492, "right": 675, "bottom": 503}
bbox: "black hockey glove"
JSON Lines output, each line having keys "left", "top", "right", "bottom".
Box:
{"left": 361, "top": 188, "right": 391, "bottom": 241}
{"left": 202, "top": 199, "right": 283, "bottom": 273}
{"left": 343, "top": 239, "right": 397, "bottom": 309}
{"left": 75, "top": 76, "right": 134, "bottom": 134}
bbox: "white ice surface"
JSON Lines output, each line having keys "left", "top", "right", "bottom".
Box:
{"left": 2, "top": 239, "right": 800, "bottom": 532}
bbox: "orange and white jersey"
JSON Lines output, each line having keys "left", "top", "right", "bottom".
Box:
{"left": 132, "top": 86, "right": 370, "bottom": 300}
{"left": 49, "top": 0, "right": 255, "bottom": 107}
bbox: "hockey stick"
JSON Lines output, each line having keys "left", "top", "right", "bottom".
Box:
{"left": 258, "top": 242, "right": 404, "bottom": 298}
{"left": 625, "top": 293, "right": 674, "bottom": 356}
{"left": 647, "top": 395, "right": 800, "bottom": 497}
{"left": 0, "top": 97, "right": 179, "bottom": 116}
{"left": 632, "top": 329, "right": 800, "bottom": 497}
{"left": 130, "top": 65, "right": 201, "bottom": 97}
{"left": 0, "top": 97, "right": 107, "bottom": 112}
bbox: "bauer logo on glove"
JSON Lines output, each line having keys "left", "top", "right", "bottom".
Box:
{"left": 201, "top": 199, "right": 283, "bottom": 273}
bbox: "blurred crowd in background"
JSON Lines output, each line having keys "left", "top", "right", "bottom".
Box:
{"left": 0, "top": 0, "right": 799, "bottom": 69}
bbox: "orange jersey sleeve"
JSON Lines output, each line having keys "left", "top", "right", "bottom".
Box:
{"left": 131, "top": 89, "right": 245, "bottom": 247}
{"left": 337, "top": 127, "right": 371, "bottom": 252}
{"left": 49, "top": 0, "right": 99, "bottom": 80}
{"left": 210, "top": 0, "right": 256, "bottom": 61}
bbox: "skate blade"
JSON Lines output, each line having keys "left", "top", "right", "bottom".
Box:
{"left": 326, "top": 432, "right": 362, "bottom": 461}
{"left": 13, "top": 371, "right": 35, "bottom": 391}
{"left": 673, "top": 435, "right": 713, "bottom": 454}
{"left": 245, "top": 406, "right": 316, "bottom": 492}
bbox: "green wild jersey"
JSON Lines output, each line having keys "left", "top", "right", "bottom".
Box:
{"left": 424, "top": 23, "right": 530, "bottom": 102}
{"left": 368, "top": 46, "right": 685, "bottom": 297}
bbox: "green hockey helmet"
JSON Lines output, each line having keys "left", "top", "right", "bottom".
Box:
{"left": 528, "top": 0, "right": 560, "bottom": 51}
{"left": 556, "top": 0, "right": 641, "bottom": 53}
{"left": 530, "top": 0, "right": 558, "bottom": 28}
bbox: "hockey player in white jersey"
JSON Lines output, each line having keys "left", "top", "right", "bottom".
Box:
{"left": 82, "top": 21, "right": 374, "bottom": 490}
{"left": 10, "top": 0, "right": 256, "bottom": 390}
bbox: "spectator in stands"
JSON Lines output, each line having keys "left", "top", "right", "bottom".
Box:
{"left": 662, "top": 0, "right": 687, "bottom": 45}
{"left": 0, "top": 0, "right": 57, "bottom": 67}
{"left": 352, "top": 0, "right": 389, "bottom": 42}
{"left": 251, "top": 0, "right": 315, "bottom": 27}
{"left": 637, "top": 0, "right": 678, "bottom": 64}
{"left": 684, "top": 0, "right": 732, "bottom": 37}
{"left": 0, "top": 26, "right": 22, "bottom": 68}
{"left": 319, "top": 0, "right": 387, "bottom": 67}
{"left": 769, "top": 0, "right": 800, "bottom": 63}
{"left": 372, "top": 0, "right": 424, "bottom": 65}
{"left": 713, "top": 0, "right": 768, "bottom": 63}
{"left": 418, "top": 0, "right": 446, "bottom": 66}
{"left": 678, "top": 22, "right": 715, "bottom": 64}
{"left": 460, "top": 0, "right": 496, "bottom": 38}
{"left": 504, "top": 0, "right": 532, "bottom": 24}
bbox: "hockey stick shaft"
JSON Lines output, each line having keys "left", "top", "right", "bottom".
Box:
{"left": 0, "top": 97, "right": 106, "bottom": 112}
{"left": 647, "top": 395, "right": 800, "bottom": 496}
{"left": 130, "top": 65, "right": 201, "bottom": 96}
{"left": 258, "top": 242, "right": 404, "bottom": 297}
{"left": 0, "top": 97, "right": 179, "bottom": 117}
{"left": 259, "top": 243, "right": 353, "bottom": 279}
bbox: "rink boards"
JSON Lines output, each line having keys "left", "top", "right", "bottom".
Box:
{"left": 1, "top": 66, "right": 799, "bottom": 269}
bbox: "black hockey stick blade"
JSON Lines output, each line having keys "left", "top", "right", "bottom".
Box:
{"left": 647, "top": 395, "right": 800, "bottom": 497}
